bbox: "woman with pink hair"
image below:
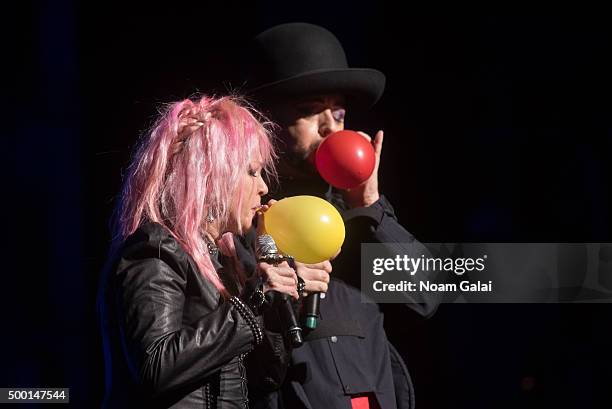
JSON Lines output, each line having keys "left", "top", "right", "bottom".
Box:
{"left": 98, "top": 95, "right": 298, "bottom": 408}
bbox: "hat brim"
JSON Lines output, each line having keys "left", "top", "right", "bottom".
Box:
{"left": 248, "top": 68, "right": 385, "bottom": 110}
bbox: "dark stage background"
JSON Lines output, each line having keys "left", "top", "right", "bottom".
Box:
{"left": 4, "top": 4, "right": 612, "bottom": 408}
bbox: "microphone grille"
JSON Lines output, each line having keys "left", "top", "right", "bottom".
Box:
{"left": 256, "top": 234, "right": 279, "bottom": 259}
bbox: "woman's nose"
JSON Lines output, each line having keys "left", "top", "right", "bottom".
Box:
{"left": 258, "top": 177, "right": 269, "bottom": 196}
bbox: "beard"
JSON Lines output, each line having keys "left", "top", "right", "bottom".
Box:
{"left": 288, "top": 144, "right": 319, "bottom": 177}
{"left": 277, "top": 135, "right": 321, "bottom": 180}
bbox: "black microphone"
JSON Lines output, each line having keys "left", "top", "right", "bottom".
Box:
{"left": 255, "top": 234, "right": 303, "bottom": 348}
{"left": 302, "top": 293, "right": 320, "bottom": 330}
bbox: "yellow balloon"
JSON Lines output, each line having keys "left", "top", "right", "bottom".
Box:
{"left": 264, "top": 196, "right": 345, "bottom": 264}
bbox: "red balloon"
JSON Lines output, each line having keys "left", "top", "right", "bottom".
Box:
{"left": 315, "top": 130, "right": 376, "bottom": 189}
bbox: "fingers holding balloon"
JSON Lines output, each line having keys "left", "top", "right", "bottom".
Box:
{"left": 260, "top": 201, "right": 277, "bottom": 213}
{"left": 373, "top": 130, "right": 384, "bottom": 158}
{"left": 255, "top": 198, "right": 281, "bottom": 235}
{"left": 371, "top": 130, "right": 384, "bottom": 177}
{"left": 355, "top": 130, "right": 383, "bottom": 155}
{"left": 357, "top": 130, "right": 383, "bottom": 170}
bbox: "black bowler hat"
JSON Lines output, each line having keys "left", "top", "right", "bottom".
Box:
{"left": 246, "top": 23, "right": 385, "bottom": 109}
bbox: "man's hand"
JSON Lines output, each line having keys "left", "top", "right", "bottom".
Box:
{"left": 295, "top": 260, "right": 332, "bottom": 296}
{"left": 341, "top": 130, "right": 383, "bottom": 208}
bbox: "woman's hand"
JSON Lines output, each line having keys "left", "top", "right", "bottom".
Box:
{"left": 256, "top": 199, "right": 277, "bottom": 236}
{"left": 258, "top": 260, "right": 299, "bottom": 299}
{"left": 294, "top": 261, "right": 332, "bottom": 297}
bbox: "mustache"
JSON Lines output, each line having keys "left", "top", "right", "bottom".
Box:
{"left": 305, "top": 141, "right": 321, "bottom": 159}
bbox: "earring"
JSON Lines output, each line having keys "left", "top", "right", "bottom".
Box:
{"left": 206, "top": 207, "right": 216, "bottom": 223}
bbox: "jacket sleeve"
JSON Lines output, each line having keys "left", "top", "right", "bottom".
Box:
{"left": 334, "top": 195, "right": 444, "bottom": 318}
{"left": 113, "top": 231, "right": 259, "bottom": 400}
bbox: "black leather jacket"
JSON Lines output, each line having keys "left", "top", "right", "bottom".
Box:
{"left": 98, "top": 222, "right": 272, "bottom": 408}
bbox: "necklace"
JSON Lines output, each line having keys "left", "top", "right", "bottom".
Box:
{"left": 204, "top": 236, "right": 218, "bottom": 257}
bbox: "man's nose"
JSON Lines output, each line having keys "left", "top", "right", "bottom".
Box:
{"left": 318, "top": 109, "right": 342, "bottom": 137}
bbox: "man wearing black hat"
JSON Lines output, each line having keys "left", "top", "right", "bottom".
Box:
{"left": 244, "top": 23, "right": 437, "bottom": 409}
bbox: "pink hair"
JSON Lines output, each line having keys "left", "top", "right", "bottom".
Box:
{"left": 116, "top": 95, "right": 276, "bottom": 293}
